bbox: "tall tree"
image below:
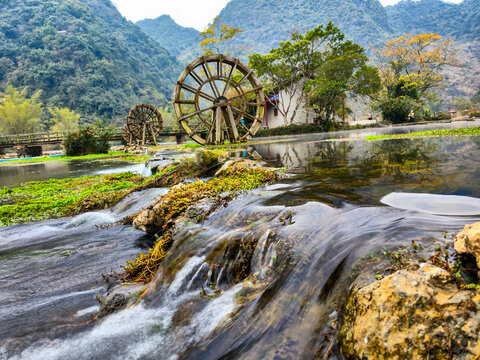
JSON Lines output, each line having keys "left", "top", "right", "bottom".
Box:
{"left": 49, "top": 107, "right": 80, "bottom": 132}
{"left": 374, "top": 33, "right": 457, "bottom": 123}
{"left": 199, "top": 17, "right": 243, "bottom": 55}
{"left": 249, "top": 22, "right": 380, "bottom": 126}
{"left": 0, "top": 86, "right": 44, "bottom": 135}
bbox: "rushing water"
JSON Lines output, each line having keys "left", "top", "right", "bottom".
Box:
{"left": 1, "top": 123, "right": 480, "bottom": 359}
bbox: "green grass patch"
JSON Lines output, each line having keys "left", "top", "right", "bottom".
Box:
{"left": 1, "top": 151, "right": 151, "bottom": 166}
{"left": 365, "top": 127, "right": 480, "bottom": 141}
{"left": 0, "top": 172, "right": 146, "bottom": 226}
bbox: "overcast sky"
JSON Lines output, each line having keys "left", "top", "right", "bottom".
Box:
{"left": 112, "top": 0, "right": 463, "bottom": 31}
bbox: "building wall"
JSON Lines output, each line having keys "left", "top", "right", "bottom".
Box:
{"left": 261, "top": 85, "right": 315, "bottom": 128}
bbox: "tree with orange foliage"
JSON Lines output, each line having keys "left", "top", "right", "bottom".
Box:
{"left": 199, "top": 17, "right": 243, "bottom": 56}
{"left": 374, "top": 33, "right": 457, "bottom": 123}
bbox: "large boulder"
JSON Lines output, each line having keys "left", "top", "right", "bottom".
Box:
{"left": 455, "top": 222, "right": 480, "bottom": 267}
{"left": 338, "top": 264, "right": 480, "bottom": 359}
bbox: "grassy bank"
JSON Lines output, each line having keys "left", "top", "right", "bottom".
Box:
{"left": 0, "top": 172, "right": 147, "bottom": 226}
{"left": 255, "top": 123, "right": 371, "bottom": 137}
{"left": 0, "top": 149, "right": 229, "bottom": 226}
{"left": 366, "top": 127, "right": 480, "bottom": 141}
{"left": 0, "top": 151, "right": 151, "bottom": 166}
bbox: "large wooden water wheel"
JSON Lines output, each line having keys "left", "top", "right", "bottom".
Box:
{"left": 126, "top": 104, "right": 163, "bottom": 145}
{"left": 173, "top": 54, "right": 264, "bottom": 145}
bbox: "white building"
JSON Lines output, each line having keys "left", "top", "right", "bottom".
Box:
{"left": 261, "top": 85, "right": 316, "bottom": 128}
{"left": 260, "top": 86, "right": 378, "bottom": 128}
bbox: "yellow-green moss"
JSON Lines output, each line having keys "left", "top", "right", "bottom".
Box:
{"left": 123, "top": 164, "right": 280, "bottom": 282}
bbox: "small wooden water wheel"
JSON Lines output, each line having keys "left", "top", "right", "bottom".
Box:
{"left": 173, "top": 54, "right": 264, "bottom": 145}
{"left": 126, "top": 104, "right": 163, "bottom": 145}
{"left": 121, "top": 124, "right": 133, "bottom": 144}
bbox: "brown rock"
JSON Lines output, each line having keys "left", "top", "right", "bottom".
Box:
{"left": 338, "top": 264, "right": 480, "bottom": 359}
{"left": 455, "top": 222, "right": 480, "bottom": 267}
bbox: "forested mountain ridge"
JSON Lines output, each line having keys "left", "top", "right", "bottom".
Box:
{"left": 136, "top": 15, "right": 201, "bottom": 63}
{"left": 137, "top": 0, "right": 479, "bottom": 98}
{"left": 385, "top": 0, "right": 479, "bottom": 41}
{"left": 137, "top": 0, "right": 479, "bottom": 59}
{"left": 216, "top": 0, "right": 393, "bottom": 53}
{"left": 0, "top": 0, "right": 180, "bottom": 124}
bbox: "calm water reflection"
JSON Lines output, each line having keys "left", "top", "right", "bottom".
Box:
{"left": 253, "top": 135, "right": 480, "bottom": 206}
{"left": 0, "top": 160, "right": 145, "bottom": 188}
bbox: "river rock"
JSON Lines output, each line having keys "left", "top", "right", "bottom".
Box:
{"left": 214, "top": 158, "right": 266, "bottom": 178}
{"left": 338, "top": 263, "right": 480, "bottom": 359}
{"left": 145, "top": 149, "right": 227, "bottom": 188}
{"left": 455, "top": 222, "right": 480, "bottom": 267}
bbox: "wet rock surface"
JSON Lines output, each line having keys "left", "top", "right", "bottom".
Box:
{"left": 455, "top": 222, "right": 480, "bottom": 267}
{"left": 338, "top": 263, "right": 480, "bottom": 359}
{"left": 133, "top": 150, "right": 277, "bottom": 234}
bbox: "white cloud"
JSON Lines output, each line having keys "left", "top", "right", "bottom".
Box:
{"left": 111, "top": 0, "right": 230, "bottom": 30}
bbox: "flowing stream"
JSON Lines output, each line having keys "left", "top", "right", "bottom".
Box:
{"left": 1, "top": 122, "right": 480, "bottom": 359}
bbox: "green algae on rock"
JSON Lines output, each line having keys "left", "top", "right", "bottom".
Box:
{"left": 125, "top": 160, "right": 281, "bottom": 282}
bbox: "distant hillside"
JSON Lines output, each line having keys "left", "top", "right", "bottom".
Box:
{"left": 216, "top": 0, "right": 393, "bottom": 53}
{"left": 136, "top": 15, "right": 201, "bottom": 63}
{"left": 386, "top": 0, "right": 479, "bottom": 41}
{"left": 0, "top": 0, "right": 181, "bottom": 124}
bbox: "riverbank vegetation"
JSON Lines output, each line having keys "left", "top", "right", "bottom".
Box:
{"left": 0, "top": 151, "right": 150, "bottom": 166}
{"left": 373, "top": 33, "right": 458, "bottom": 124}
{"left": 249, "top": 22, "right": 380, "bottom": 129}
{"left": 0, "top": 172, "right": 145, "bottom": 226}
{"left": 365, "top": 126, "right": 480, "bottom": 141}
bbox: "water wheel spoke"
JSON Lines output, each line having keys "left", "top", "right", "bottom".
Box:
{"left": 201, "top": 60, "right": 221, "bottom": 98}
{"left": 217, "top": 55, "right": 223, "bottom": 77}
{"left": 222, "top": 59, "right": 239, "bottom": 97}
{"left": 232, "top": 107, "right": 258, "bottom": 123}
{"left": 191, "top": 114, "right": 213, "bottom": 134}
{"left": 174, "top": 99, "right": 197, "bottom": 105}
{"left": 188, "top": 68, "right": 205, "bottom": 87}
{"left": 178, "top": 105, "right": 216, "bottom": 122}
{"left": 234, "top": 69, "right": 253, "bottom": 88}
{"left": 229, "top": 85, "right": 263, "bottom": 102}
{"left": 179, "top": 81, "right": 216, "bottom": 103}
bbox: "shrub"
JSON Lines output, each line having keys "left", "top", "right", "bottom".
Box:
{"left": 469, "top": 111, "right": 480, "bottom": 118}
{"left": 256, "top": 123, "right": 327, "bottom": 137}
{"left": 425, "top": 112, "right": 451, "bottom": 121}
{"left": 63, "top": 121, "right": 115, "bottom": 156}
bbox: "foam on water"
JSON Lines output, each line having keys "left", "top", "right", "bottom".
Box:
{"left": 381, "top": 192, "right": 480, "bottom": 216}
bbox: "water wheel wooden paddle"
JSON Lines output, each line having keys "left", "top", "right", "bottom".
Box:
{"left": 121, "top": 124, "right": 134, "bottom": 144}
{"left": 173, "top": 54, "right": 264, "bottom": 145}
{"left": 126, "top": 104, "right": 163, "bottom": 145}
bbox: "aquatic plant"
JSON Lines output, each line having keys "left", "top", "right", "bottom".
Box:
{"left": 122, "top": 232, "right": 173, "bottom": 282}
{"left": 366, "top": 126, "right": 480, "bottom": 141}
{"left": 0, "top": 172, "right": 144, "bottom": 226}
